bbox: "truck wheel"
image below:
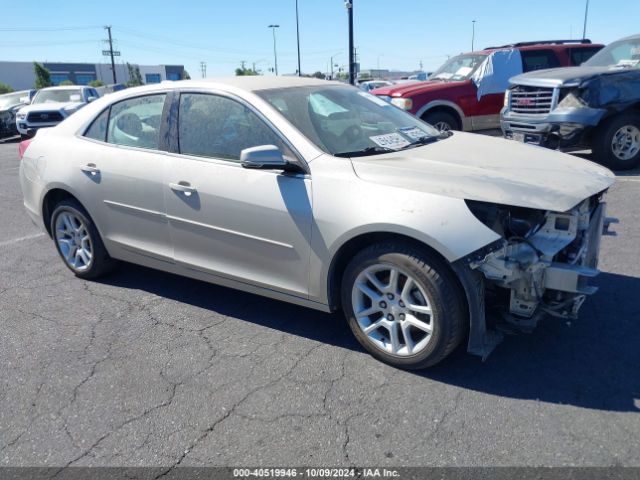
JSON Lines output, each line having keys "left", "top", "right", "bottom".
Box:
{"left": 423, "top": 111, "right": 459, "bottom": 132}
{"left": 341, "top": 243, "right": 467, "bottom": 369}
{"left": 592, "top": 113, "right": 640, "bottom": 170}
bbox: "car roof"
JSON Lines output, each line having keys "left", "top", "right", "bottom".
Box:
{"left": 458, "top": 41, "right": 604, "bottom": 57}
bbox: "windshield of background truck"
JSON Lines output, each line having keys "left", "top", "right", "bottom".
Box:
{"left": 584, "top": 37, "right": 640, "bottom": 68}
{"left": 430, "top": 54, "right": 488, "bottom": 81}
{"left": 33, "top": 89, "right": 83, "bottom": 104}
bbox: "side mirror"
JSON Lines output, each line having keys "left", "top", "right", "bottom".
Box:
{"left": 241, "top": 145, "right": 292, "bottom": 171}
{"left": 19, "top": 96, "right": 30, "bottom": 105}
{"left": 87, "top": 96, "right": 97, "bottom": 102}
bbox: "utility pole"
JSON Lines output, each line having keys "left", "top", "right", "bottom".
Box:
{"left": 200, "top": 61, "right": 207, "bottom": 78}
{"left": 346, "top": 0, "right": 355, "bottom": 85}
{"left": 268, "top": 25, "right": 280, "bottom": 75}
{"left": 104, "top": 26, "right": 117, "bottom": 83}
{"left": 582, "top": 0, "right": 590, "bottom": 39}
{"left": 471, "top": 20, "right": 476, "bottom": 51}
{"left": 295, "top": 0, "right": 301, "bottom": 76}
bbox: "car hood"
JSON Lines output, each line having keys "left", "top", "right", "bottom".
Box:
{"left": 19, "top": 101, "right": 84, "bottom": 113}
{"left": 372, "top": 80, "right": 466, "bottom": 97}
{"left": 350, "top": 132, "right": 614, "bottom": 212}
{"left": 509, "top": 65, "right": 634, "bottom": 88}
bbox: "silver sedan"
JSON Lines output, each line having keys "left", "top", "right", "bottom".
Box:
{"left": 19, "top": 77, "right": 615, "bottom": 369}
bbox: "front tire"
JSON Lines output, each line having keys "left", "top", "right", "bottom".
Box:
{"left": 423, "top": 111, "right": 459, "bottom": 132}
{"left": 341, "top": 243, "right": 466, "bottom": 369}
{"left": 592, "top": 113, "right": 640, "bottom": 170}
{"left": 51, "top": 199, "right": 116, "bottom": 279}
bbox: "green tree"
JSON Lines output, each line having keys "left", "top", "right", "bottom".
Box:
{"left": 126, "top": 63, "right": 143, "bottom": 87}
{"left": 33, "top": 62, "right": 52, "bottom": 89}
{"left": 59, "top": 80, "right": 74, "bottom": 86}
{"left": 89, "top": 79, "right": 105, "bottom": 87}
{"left": 0, "top": 82, "right": 14, "bottom": 94}
{"left": 234, "top": 65, "right": 259, "bottom": 76}
{"left": 311, "top": 71, "right": 326, "bottom": 79}
{"left": 181, "top": 70, "right": 191, "bottom": 80}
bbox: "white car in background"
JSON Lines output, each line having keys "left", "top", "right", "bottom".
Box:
{"left": 16, "top": 85, "right": 100, "bottom": 138}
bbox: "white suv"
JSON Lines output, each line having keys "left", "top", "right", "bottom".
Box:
{"left": 16, "top": 85, "right": 99, "bottom": 138}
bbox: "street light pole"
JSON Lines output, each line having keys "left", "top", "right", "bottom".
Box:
{"left": 346, "top": 0, "right": 355, "bottom": 85}
{"left": 582, "top": 0, "right": 589, "bottom": 39}
{"left": 268, "top": 24, "right": 280, "bottom": 75}
{"left": 295, "top": 0, "right": 301, "bottom": 76}
{"left": 471, "top": 20, "right": 476, "bottom": 51}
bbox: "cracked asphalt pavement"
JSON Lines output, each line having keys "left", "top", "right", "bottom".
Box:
{"left": 0, "top": 139, "right": 639, "bottom": 468}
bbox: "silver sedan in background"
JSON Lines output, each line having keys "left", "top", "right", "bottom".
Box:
{"left": 19, "top": 77, "right": 615, "bottom": 369}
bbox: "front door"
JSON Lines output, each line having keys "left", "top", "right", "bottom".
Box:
{"left": 165, "top": 92, "right": 312, "bottom": 298}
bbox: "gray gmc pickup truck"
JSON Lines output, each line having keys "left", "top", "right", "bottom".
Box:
{"left": 501, "top": 34, "right": 640, "bottom": 170}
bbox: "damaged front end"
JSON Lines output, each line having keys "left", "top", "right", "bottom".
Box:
{"left": 455, "top": 195, "right": 617, "bottom": 359}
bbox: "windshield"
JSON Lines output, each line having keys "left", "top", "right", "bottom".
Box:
{"left": 257, "top": 85, "right": 441, "bottom": 157}
{"left": 584, "top": 37, "right": 640, "bottom": 68}
{"left": 430, "top": 54, "right": 488, "bottom": 81}
{"left": 0, "top": 92, "right": 25, "bottom": 110}
{"left": 33, "top": 89, "right": 83, "bottom": 104}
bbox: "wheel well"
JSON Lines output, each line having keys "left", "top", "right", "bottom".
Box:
{"left": 327, "top": 232, "right": 465, "bottom": 311}
{"left": 421, "top": 106, "right": 462, "bottom": 130}
{"left": 42, "top": 188, "right": 79, "bottom": 237}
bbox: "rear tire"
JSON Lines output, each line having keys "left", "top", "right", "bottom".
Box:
{"left": 50, "top": 199, "right": 116, "bottom": 279}
{"left": 591, "top": 113, "right": 640, "bottom": 170}
{"left": 423, "top": 111, "right": 459, "bottom": 132}
{"left": 341, "top": 243, "right": 467, "bottom": 369}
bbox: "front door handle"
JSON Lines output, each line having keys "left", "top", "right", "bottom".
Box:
{"left": 169, "top": 181, "right": 197, "bottom": 196}
{"left": 81, "top": 163, "right": 100, "bottom": 175}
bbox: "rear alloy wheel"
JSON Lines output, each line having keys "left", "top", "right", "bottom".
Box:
{"left": 592, "top": 113, "right": 640, "bottom": 170}
{"left": 342, "top": 243, "right": 466, "bottom": 369}
{"left": 51, "top": 199, "right": 116, "bottom": 279}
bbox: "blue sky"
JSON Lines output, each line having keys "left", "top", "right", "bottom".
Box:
{"left": 1, "top": 0, "right": 638, "bottom": 79}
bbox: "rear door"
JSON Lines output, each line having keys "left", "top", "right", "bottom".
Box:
{"left": 78, "top": 93, "right": 174, "bottom": 262}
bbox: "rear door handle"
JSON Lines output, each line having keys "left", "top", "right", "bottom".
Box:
{"left": 81, "top": 163, "right": 100, "bottom": 175}
{"left": 169, "top": 181, "right": 197, "bottom": 195}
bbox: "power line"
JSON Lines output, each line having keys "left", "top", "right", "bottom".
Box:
{"left": 0, "top": 25, "right": 101, "bottom": 32}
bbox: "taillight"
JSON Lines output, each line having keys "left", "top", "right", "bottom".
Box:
{"left": 18, "top": 139, "right": 32, "bottom": 160}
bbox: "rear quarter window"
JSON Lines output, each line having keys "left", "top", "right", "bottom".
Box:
{"left": 568, "top": 47, "right": 602, "bottom": 65}
{"left": 521, "top": 49, "right": 561, "bottom": 72}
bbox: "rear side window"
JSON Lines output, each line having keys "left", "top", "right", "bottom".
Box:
{"left": 568, "top": 47, "right": 602, "bottom": 65}
{"left": 106, "top": 94, "right": 166, "bottom": 150}
{"left": 177, "top": 93, "right": 294, "bottom": 162}
{"left": 521, "top": 50, "right": 561, "bottom": 72}
{"left": 84, "top": 108, "right": 109, "bottom": 142}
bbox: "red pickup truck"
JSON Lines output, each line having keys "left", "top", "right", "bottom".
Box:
{"left": 372, "top": 40, "right": 603, "bottom": 132}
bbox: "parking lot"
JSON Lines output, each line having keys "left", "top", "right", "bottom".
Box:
{"left": 1, "top": 138, "right": 639, "bottom": 468}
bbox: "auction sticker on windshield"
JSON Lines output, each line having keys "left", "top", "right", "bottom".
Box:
{"left": 370, "top": 133, "right": 411, "bottom": 150}
{"left": 398, "top": 126, "right": 428, "bottom": 140}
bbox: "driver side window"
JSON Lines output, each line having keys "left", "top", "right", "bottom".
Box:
{"left": 177, "top": 93, "right": 294, "bottom": 162}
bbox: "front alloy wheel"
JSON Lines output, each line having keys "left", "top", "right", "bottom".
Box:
{"left": 352, "top": 264, "right": 434, "bottom": 356}
{"left": 342, "top": 243, "right": 467, "bottom": 369}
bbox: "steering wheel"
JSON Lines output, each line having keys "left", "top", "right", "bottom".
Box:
{"left": 340, "top": 125, "right": 363, "bottom": 144}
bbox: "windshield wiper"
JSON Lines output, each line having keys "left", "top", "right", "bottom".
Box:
{"left": 399, "top": 131, "right": 452, "bottom": 151}
{"left": 334, "top": 146, "right": 395, "bottom": 158}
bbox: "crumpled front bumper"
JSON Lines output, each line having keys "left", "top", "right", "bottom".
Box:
{"left": 500, "top": 106, "right": 606, "bottom": 150}
{"left": 458, "top": 196, "right": 617, "bottom": 359}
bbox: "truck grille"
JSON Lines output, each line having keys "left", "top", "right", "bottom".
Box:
{"left": 510, "top": 86, "right": 556, "bottom": 115}
{"left": 27, "top": 111, "right": 64, "bottom": 123}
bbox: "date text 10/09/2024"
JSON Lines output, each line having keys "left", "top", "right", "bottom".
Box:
{"left": 233, "top": 468, "right": 400, "bottom": 478}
